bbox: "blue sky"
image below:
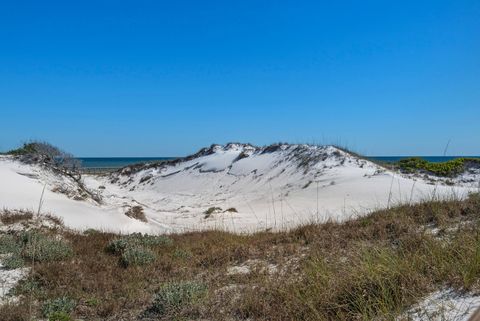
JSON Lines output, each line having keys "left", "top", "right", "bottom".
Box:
{"left": 1, "top": 1, "right": 479, "bottom": 157}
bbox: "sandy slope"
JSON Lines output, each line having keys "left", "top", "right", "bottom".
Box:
{"left": 0, "top": 156, "right": 152, "bottom": 233}
{"left": 0, "top": 145, "right": 475, "bottom": 233}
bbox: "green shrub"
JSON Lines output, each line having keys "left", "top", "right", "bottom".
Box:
{"left": 0, "top": 234, "right": 21, "bottom": 254}
{"left": 398, "top": 157, "right": 480, "bottom": 177}
{"left": 48, "top": 311, "right": 71, "bottom": 321}
{"left": 150, "top": 281, "right": 207, "bottom": 315}
{"left": 22, "top": 233, "right": 73, "bottom": 262}
{"left": 42, "top": 297, "right": 75, "bottom": 319}
{"left": 106, "top": 233, "right": 172, "bottom": 254}
{"left": 7, "top": 142, "right": 38, "bottom": 156}
{"left": 135, "top": 234, "right": 173, "bottom": 247}
{"left": 14, "top": 278, "right": 43, "bottom": 297}
{"left": 83, "top": 228, "right": 100, "bottom": 235}
{"left": 120, "top": 245, "right": 156, "bottom": 267}
{"left": 1, "top": 254, "right": 25, "bottom": 270}
{"left": 106, "top": 238, "right": 130, "bottom": 254}
{"left": 173, "top": 248, "right": 193, "bottom": 260}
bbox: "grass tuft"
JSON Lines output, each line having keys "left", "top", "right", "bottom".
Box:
{"left": 149, "top": 281, "right": 207, "bottom": 316}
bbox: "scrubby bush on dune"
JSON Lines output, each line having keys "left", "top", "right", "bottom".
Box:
{"left": 106, "top": 233, "right": 172, "bottom": 267}
{"left": 120, "top": 245, "right": 156, "bottom": 267}
{"left": 106, "top": 233, "right": 172, "bottom": 254}
{"left": 0, "top": 231, "right": 72, "bottom": 268}
{"left": 125, "top": 205, "right": 147, "bottom": 222}
{"left": 105, "top": 237, "right": 130, "bottom": 255}
{"left": 21, "top": 231, "right": 73, "bottom": 263}
{"left": 7, "top": 141, "right": 81, "bottom": 173}
{"left": 5, "top": 141, "right": 104, "bottom": 204}
{"left": 398, "top": 157, "right": 480, "bottom": 177}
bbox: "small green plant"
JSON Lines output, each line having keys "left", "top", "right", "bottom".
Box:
{"left": 106, "top": 238, "right": 130, "bottom": 254}
{"left": 22, "top": 232, "right": 73, "bottom": 262}
{"left": 173, "top": 248, "right": 193, "bottom": 260}
{"left": 48, "top": 311, "right": 71, "bottom": 321}
{"left": 14, "top": 277, "right": 43, "bottom": 297}
{"left": 42, "top": 297, "right": 75, "bottom": 319}
{"left": 120, "top": 245, "right": 156, "bottom": 267}
{"left": 83, "top": 228, "right": 100, "bottom": 235}
{"left": 106, "top": 233, "right": 172, "bottom": 254}
{"left": 1, "top": 254, "right": 25, "bottom": 270}
{"left": 150, "top": 281, "right": 207, "bottom": 315}
{"left": 0, "top": 234, "right": 21, "bottom": 254}
{"left": 85, "top": 297, "right": 100, "bottom": 307}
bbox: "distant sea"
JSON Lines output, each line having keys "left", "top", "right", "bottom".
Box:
{"left": 77, "top": 156, "right": 479, "bottom": 169}
{"left": 77, "top": 157, "right": 175, "bottom": 168}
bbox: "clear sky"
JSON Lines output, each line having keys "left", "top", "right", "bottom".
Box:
{"left": 1, "top": 1, "right": 479, "bottom": 157}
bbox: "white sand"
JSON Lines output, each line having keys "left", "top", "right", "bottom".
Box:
{"left": 0, "top": 145, "right": 475, "bottom": 234}
{"left": 402, "top": 289, "right": 480, "bottom": 321}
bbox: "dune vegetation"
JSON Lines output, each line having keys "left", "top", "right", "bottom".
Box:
{"left": 1, "top": 193, "right": 480, "bottom": 320}
{"left": 398, "top": 157, "right": 480, "bottom": 177}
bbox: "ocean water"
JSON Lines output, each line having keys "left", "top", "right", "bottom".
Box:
{"left": 77, "top": 156, "right": 480, "bottom": 169}
{"left": 78, "top": 157, "right": 175, "bottom": 168}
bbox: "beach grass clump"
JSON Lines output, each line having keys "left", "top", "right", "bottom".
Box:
{"left": 398, "top": 157, "right": 480, "bottom": 177}
{"left": 149, "top": 281, "right": 207, "bottom": 316}
{"left": 42, "top": 297, "right": 75, "bottom": 321}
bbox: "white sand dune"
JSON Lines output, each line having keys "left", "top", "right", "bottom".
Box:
{"left": 0, "top": 145, "right": 474, "bottom": 234}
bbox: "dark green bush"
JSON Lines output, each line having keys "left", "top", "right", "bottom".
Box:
{"left": 398, "top": 157, "right": 480, "bottom": 177}
{"left": 105, "top": 238, "right": 130, "bottom": 254}
{"left": 7, "top": 143, "right": 38, "bottom": 156}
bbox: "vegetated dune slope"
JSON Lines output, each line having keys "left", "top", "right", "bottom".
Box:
{"left": 0, "top": 144, "right": 474, "bottom": 233}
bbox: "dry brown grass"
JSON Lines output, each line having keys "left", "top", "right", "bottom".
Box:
{"left": 125, "top": 206, "right": 147, "bottom": 222}
{"left": 1, "top": 194, "right": 480, "bottom": 320}
{"left": 0, "top": 210, "right": 33, "bottom": 225}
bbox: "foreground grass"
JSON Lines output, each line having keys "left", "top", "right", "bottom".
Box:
{"left": 1, "top": 194, "right": 480, "bottom": 320}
